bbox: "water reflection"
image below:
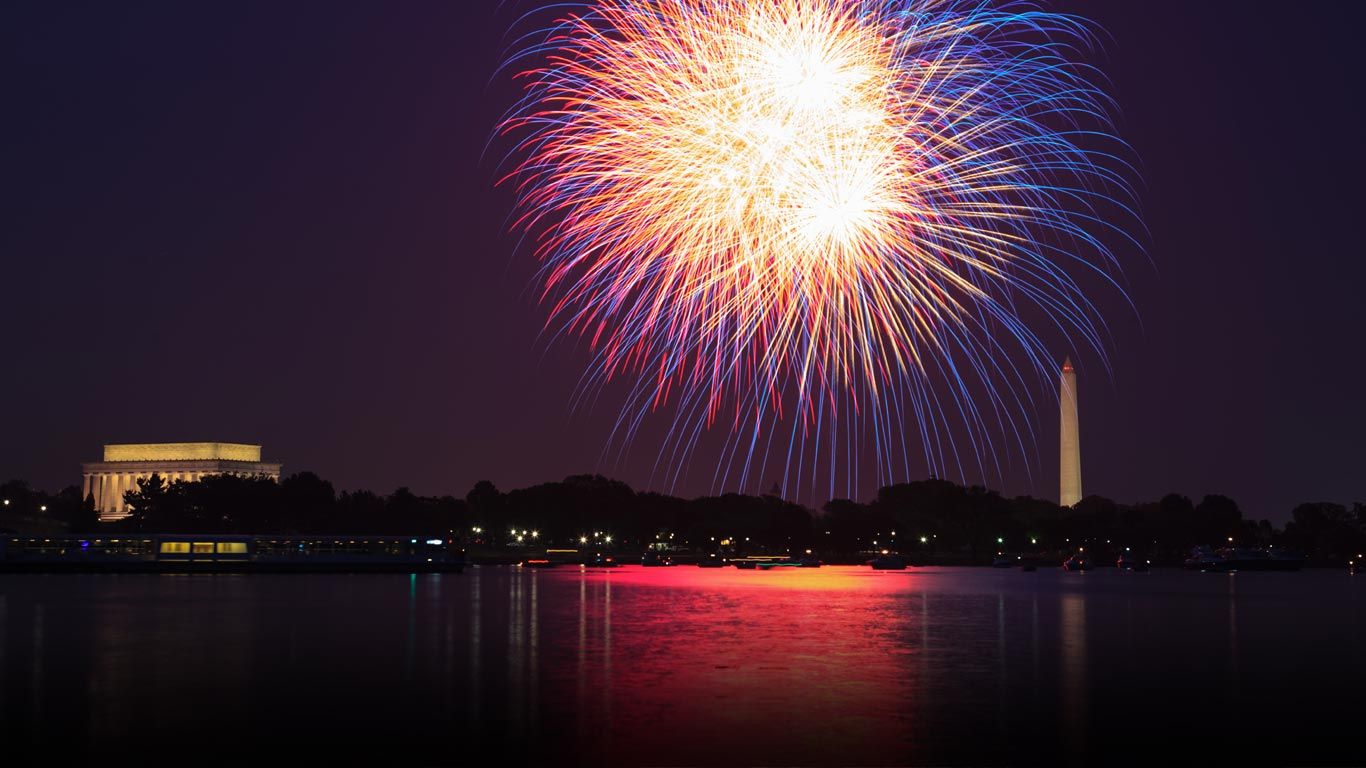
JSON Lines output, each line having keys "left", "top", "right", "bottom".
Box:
{"left": 1227, "top": 573, "right": 1240, "bottom": 693}
{"left": 0, "top": 568, "right": 1362, "bottom": 765}
{"left": 1060, "top": 592, "right": 1087, "bottom": 762}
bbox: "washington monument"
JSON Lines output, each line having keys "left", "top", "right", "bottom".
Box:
{"left": 1059, "top": 357, "right": 1082, "bottom": 507}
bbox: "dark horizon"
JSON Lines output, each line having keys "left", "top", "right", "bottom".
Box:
{"left": 3, "top": 1, "right": 1365, "bottom": 522}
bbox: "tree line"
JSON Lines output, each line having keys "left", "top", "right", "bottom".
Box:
{"left": 1, "top": 473, "right": 1363, "bottom": 564}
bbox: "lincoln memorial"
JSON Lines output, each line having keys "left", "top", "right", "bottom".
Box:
{"left": 82, "top": 442, "right": 282, "bottom": 521}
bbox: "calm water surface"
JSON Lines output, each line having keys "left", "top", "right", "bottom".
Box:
{"left": 1, "top": 566, "right": 1363, "bottom": 765}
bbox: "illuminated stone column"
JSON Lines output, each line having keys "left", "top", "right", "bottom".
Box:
{"left": 103, "top": 474, "right": 119, "bottom": 518}
{"left": 1059, "top": 357, "right": 1082, "bottom": 507}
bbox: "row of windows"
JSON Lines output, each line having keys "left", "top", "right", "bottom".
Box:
{"left": 7, "top": 538, "right": 447, "bottom": 558}
{"left": 6, "top": 538, "right": 156, "bottom": 555}
{"left": 156, "top": 541, "right": 422, "bottom": 555}
{"left": 254, "top": 541, "right": 410, "bottom": 556}
{"left": 159, "top": 542, "right": 248, "bottom": 554}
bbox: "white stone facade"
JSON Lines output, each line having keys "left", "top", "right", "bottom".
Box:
{"left": 81, "top": 443, "right": 281, "bottom": 521}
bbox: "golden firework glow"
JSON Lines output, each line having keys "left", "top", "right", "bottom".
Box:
{"left": 503, "top": 0, "right": 1133, "bottom": 496}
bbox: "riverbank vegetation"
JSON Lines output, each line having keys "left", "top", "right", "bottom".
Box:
{"left": 1, "top": 474, "right": 1362, "bottom": 565}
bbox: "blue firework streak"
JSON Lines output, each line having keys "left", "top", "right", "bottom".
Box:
{"left": 497, "top": 0, "right": 1139, "bottom": 499}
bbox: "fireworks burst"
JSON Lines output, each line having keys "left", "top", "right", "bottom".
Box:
{"left": 499, "top": 0, "right": 1137, "bottom": 498}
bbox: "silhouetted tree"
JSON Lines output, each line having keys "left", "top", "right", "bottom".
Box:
{"left": 53, "top": 484, "right": 99, "bottom": 532}
{"left": 7, "top": 469, "right": 1361, "bottom": 564}
{"left": 465, "top": 480, "right": 504, "bottom": 531}
{"left": 279, "top": 472, "right": 336, "bottom": 532}
{"left": 123, "top": 474, "right": 172, "bottom": 531}
{"left": 1284, "top": 502, "right": 1365, "bottom": 562}
{"left": 1194, "top": 494, "right": 1243, "bottom": 544}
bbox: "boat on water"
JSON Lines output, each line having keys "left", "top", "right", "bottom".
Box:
{"left": 1116, "top": 553, "right": 1150, "bottom": 572}
{"left": 991, "top": 556, "right": 1015, "bottom": 568}
{"left": 588, "top": 552, "right": 619, "bottom": 567}
{"left": 752, "top": 554, "right": 821, "bottom": 570}
{"left": 641, "top": 550, "right": 676, "bottom": 566}
{"left": 524, "top": 548, "right": 585, "bottom": 568}
{"left": 0, "top": 534, "right": 465, "bottom": 573}
{"left": 1350, "top": 555, "right": 1364, "bottom": 575}
{"left": 1062, "top": 554, "right": 1090, "bottom": 572}
{"left": 756, "top": 560, "right": 799, "bottom": 570}
{"left": 867, "top": 554, "right": 907, "bottom": 570}
{"left": 1183, "top": 546, "right": 1221, "bottom": 570}
{"left": 697, "top": 553, "right": 726, "bottom": 568}
{"left": 1183, "top": 546, "right": 1304, "bottom": 572}
{"left": 731, "top": 555, "right": 788, "bottom": 570}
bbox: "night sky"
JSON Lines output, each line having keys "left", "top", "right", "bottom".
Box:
{"left": 3, "top": 1, "right": 1363, "bottom": 521}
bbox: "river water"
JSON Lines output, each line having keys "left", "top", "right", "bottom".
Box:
{"left": 1, "top": 566, "right": 1362, "bottom": 765}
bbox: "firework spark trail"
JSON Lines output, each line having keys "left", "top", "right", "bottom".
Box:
{"left": 499, "top": 0, "right": 1138, "bottom": 499}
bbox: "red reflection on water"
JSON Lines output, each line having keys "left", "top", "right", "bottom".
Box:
{"left": 527, "top": 565, "right": 929, "bottom": 765}
{"left": 7, "top": 566, "right": 1361, "bottom": 764}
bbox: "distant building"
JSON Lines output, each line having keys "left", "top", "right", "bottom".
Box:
{"left": 1059, "top": 358, "right": 1082, "bottom": 507}
{"left": 82, "top": 443, "right": 282, "bottom": 521}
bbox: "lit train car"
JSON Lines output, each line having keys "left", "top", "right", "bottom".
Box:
{"left": 0, "top": 534, "right": 464, "bottom": 573}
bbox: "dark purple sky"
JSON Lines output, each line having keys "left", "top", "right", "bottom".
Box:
{"left": 2, "top": 1, "right": 1362, "bottom": 521}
